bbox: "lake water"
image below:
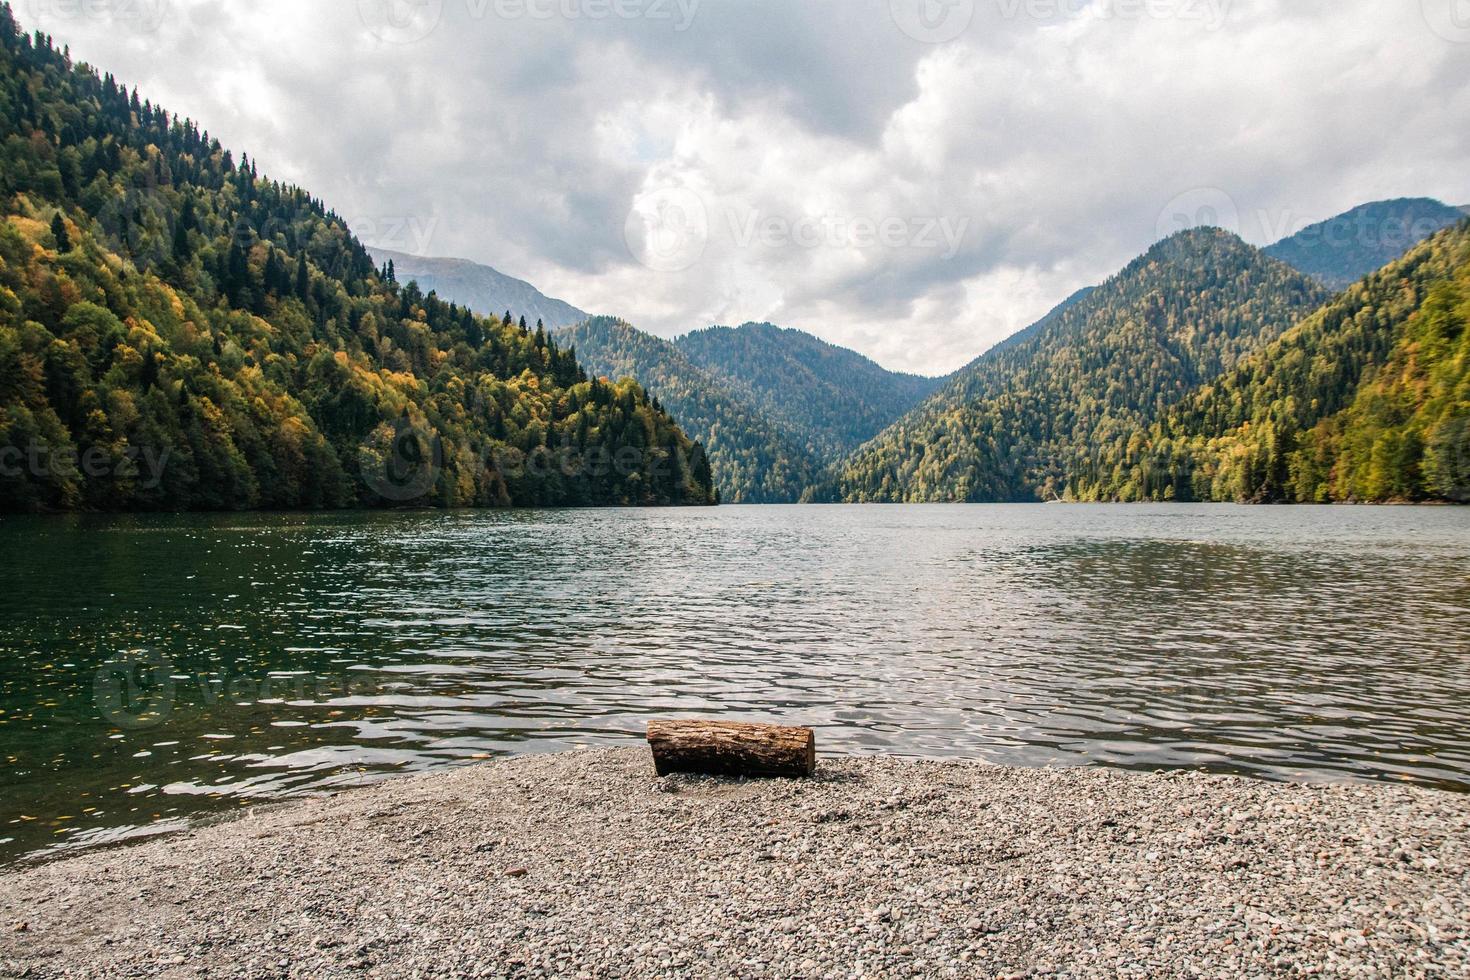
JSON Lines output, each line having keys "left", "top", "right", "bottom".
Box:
{"left": 2, "top": 504, "right": 1468, "bottom": 864}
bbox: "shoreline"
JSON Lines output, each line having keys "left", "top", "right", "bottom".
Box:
{"left": 2, "top": 748, "right": 1466, "bottom": 977}
{"left": 6, "top": 499, "right": 1468, "bottom": 518}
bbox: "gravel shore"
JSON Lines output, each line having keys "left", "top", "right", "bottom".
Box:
{"left": 1, "top": 748, "right": 1466, "bottom": 978}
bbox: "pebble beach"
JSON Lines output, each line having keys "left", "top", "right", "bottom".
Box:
{"left": 1, "top": 748, "right": 1466, "bottom": 978}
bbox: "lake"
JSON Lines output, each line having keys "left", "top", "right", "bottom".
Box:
{"left": 2, "top": 504, "right": 1468, "bottom": 864}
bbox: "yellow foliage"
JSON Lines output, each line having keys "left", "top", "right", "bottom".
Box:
{"left": 112, "top": 343, "right": 143, "bottom": 374}
{"left": 195, "top": 395, "right": 228, "bottom": 430}
{"left": 125, "top": 318, "right": 163, "bottom": 346}
{"left": 8, "top": 215, "right": 48, "bottom": 244}
{"left": 103, "top": 388, "right": 139, "bottom": 430}
{"left": 278, "top": 415, "right": 311, "bottom": 446}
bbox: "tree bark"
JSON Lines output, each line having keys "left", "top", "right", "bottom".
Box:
{"left": 646, "top": 720, "right": 816, "bottom": 778}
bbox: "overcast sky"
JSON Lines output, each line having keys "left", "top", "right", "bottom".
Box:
{"left": 25, "top": 0, "right": 1470, "bottom": 375}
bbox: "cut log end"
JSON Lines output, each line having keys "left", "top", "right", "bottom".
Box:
{"left": 646, "top": 720, "right": 816, "bottom": 779}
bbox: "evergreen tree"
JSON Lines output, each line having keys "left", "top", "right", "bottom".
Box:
{"left": 295, "top": 251, "right": 309, "bottom": 300}
{"left": 49, "top": 211, "right": 69, "bottom": 251}
{"left": 0, "top": 5, "right": 715, "bottom": 513}
{"left": 823, "top": 229, "right": 1330, "bottom": 502}
{"left": 1104, "top": 221, "right": 1470, "bottom": 504}
{"left": 561, "top": 317, "right": 823, "bottom": 503}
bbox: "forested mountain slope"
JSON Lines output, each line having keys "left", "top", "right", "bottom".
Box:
{"left": 816, "top": 229, "right": 1330, "bottom": 502}
{"left": 984, "top": 287, "right": 1096, "bottom": 358}
{"left": 1094, "top": 220, "right": 1470, "bottom": 503}
{"left": 559, "top": 317, "right": 820, "bottom": 503}
{"left": 0, "top": 6, "right": 713, "bottom": 512}
{"left": 674, "top": 323, "right": 943, "bottom": 461}
{"left": 339, "top": 249, "right": 945, "bottom": 498}
{"left": 922, "top": 288, "right": 1101, "bottom": 418}
{"left": 1264, "top": 198, "right": 1464, "bottom": 291}
{"left": 367, "top": 247, "right": 588, "bottom": 331}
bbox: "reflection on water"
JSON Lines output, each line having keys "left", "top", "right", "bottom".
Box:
{"left": 1, "top": 504, "right": 1468, "bottom": 863}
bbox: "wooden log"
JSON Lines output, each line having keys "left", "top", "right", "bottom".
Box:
{"left": 646, "top": 720, "right": 816, "bottom": 778}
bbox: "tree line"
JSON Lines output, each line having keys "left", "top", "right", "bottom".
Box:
{"left": 0, "top": 4, "right": 715, "bottom": 512}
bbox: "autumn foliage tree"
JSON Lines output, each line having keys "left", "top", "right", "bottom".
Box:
{"left": 0, "top": 4, "right": 714, "bottom": 512}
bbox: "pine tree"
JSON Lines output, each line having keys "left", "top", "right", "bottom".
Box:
{"left": 0, "top": 8, "right": 715, "bottom": 513}
{"left": 50, "top": 212, "right": 70, "bottom": 251}
{"left": 171, "top": 218, "right": 190, "bottom": 261}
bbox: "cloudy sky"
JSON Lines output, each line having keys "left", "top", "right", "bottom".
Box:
{"left": 25, "top": 0, "right": 1470, "bottom": 374}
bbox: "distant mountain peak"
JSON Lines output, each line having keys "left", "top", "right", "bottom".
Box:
{"left": 558, "top": 316, "right": 823, "bottom": 503}
{"left": 675, "top": 321, "right": 945, "bottom": 460}
{"left": 367, "top": 246, "right": 589, "bottom": 329}
{"left": 820, "top": 228, "right": 1329, "bottom": 503}
{"left": 1147, "top": 224, "right": 1258, "bottom": 259}
{"left": 1264, "top": 198, "right": 1465, "bottom": 290}
{"left": 687, "top": 321, "right": 940, "bottom": 382}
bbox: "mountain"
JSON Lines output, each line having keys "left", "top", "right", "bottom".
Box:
{"left": 559, "top": 318, "right": 821, "bottom": 503}
{"left": 1264, "top": 198, "right": 1465, "bottom": 291}
{"left": 817, "top": 228, "right": 1331, "bottom": 503}
{"left": 367, "top": 246, "right": 589, "bottom": 330}
{"left": 0, "top": 7, "right": 713, "bottom": 512}
{"left": 561, "top": 318, "right": 945, "bottom": 500}
{"left": 364, "top": 245, "right": 949, "bottom": 480}
{"left": 382, "top": 247, "right": 948, "bottom": 497}
{"left": 1096, "top": 219, "right": 1470, "bottom": 504}
{"left": 673, "top": 323, "right": 943, "bottom": 461}
{"left": 984, "top": 287, "right": 1096, "bottom": 357}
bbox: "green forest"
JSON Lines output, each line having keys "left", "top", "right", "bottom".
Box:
{"left": 816, "top": 229, "right": 1330, "bottom": 502}
{"left": 675, "top": 323, "right": 941, "bottom": 462}
{"left": 816, "top": 222, "right": 1470, "bottom": 506}
{"left": 1, "top": 0, "right": 1464, "bottom": 514}
{"left": 559, "top": 319, "right": 945, "bottom": 503}
{"left": 1262, "top": 198, "right": 1465, "bottom": 291}
{"left": 559, "top": 317, "right": 819, "bottom": 503}
{"left": 0, "top": 6, "right": 715, "bottom": 513}
{"left": 1091, "top": 222, "right": 1470, "bottom": 504}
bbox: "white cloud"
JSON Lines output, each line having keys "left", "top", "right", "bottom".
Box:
{"left": 25, "top": 0, "right": 1470, "bottom": 375}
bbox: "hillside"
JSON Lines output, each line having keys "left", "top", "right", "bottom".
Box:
{"left": 670, "top": 321, "right": 934, "bottom": 461}
{"left": 360, "top": 251, "right": 942, "bottom": 495}
{"left": 817, "top": 229, "right": 1330, "bottom": 502}
{"left": 675, "top": 323, "right": 943, "bottom": 462}
{"left": 1264, "top": 198, "right": 1464, "bottom": 291}
{"left": 559, "top": 318, "right": 820, "bottom": 503}
{"left": 1095, "top": 220, "right": 1470, "bottom": 504}
{"left": 984, "top": 287, "right": 1096, "bottom": 358}
{"left": 559, "top": 316, "right": 952, "bottom": 502}
{"left": 0, "top": 8, "right": 713, "bottom": 512}
{"left": 368, "top": 246, "right": 589, "bottom": 331}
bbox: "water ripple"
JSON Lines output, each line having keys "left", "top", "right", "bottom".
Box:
{"left": 1, "top": 503, "right": 1468, "bottom": 863}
